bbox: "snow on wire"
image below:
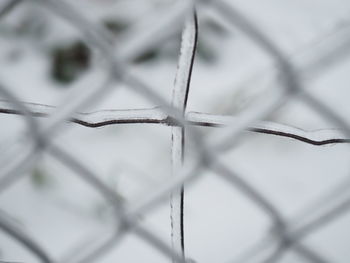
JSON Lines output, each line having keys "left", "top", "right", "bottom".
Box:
{"left": 0, "top": 0, "right": 350, "bottom": 263}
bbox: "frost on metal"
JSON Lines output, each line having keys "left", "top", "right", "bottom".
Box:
{"left": 1, "top": 0, "right": 350, "bottom": 263}
{"left": 0, "top": 99, "right": 348, "bottom": 146}
{"left": 171, "top": 11, "right": 197, "bottom": 261}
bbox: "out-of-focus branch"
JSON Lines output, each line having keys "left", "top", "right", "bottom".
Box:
{"left": 0, "top": 100, "right": 349, "bottom": 146}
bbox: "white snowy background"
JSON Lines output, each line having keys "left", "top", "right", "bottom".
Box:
{"left": 1, "top": 0, "right": 350, "bottom": 262}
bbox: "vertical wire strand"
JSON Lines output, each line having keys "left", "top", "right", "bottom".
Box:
{"left": 1, "top": 0, "right": 349, "bottom": 262}
{"left": 171, "top": 10, "right": 198, "bottom": 261}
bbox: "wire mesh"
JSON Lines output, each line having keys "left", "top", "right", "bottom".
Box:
{"left": 1, "top": 0, "right": 350, "bottom": 262}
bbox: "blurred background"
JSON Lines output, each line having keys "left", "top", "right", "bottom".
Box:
{"left": 1, "top": 0, "right": 350, "bottom": 262}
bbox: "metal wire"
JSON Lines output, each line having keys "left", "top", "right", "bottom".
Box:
{"left": 0, "top": 0, "right": 350, "bottom": 262}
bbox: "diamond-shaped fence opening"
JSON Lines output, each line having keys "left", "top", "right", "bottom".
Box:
{"left": 1, "top": 0, "right": 350, "bottom": 262}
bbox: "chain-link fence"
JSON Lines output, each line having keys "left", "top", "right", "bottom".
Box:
{"left": 1, "top": 0, "right": 350, "bottom": 262}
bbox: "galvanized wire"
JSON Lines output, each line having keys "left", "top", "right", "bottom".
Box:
{"left": 0, "top": 0, "right": 350, "bottom": 262}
